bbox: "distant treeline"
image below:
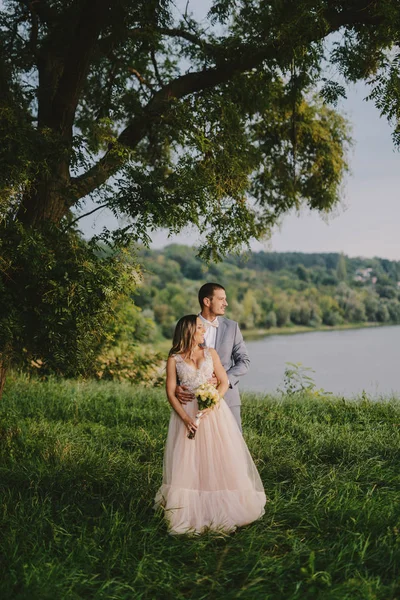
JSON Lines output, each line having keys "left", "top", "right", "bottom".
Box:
{"left": 126, "top": 246, "right": 400, "bottom": 340}
{"left": 227, "top": 251, "right": 400, "bottom": 278}
{"left": 17, "top": 244, "right": 400, "bottom": 385}
{"left": 52, "top": 245, "right": 400, "bottom": 384}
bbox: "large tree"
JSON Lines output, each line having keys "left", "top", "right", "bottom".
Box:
{"left": 0, "top": 0, "right": 399, "bottom": 395}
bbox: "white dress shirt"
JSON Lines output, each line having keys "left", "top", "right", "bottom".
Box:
{"left": 198, "top": 314, "right": 218, "bottom": 349}
{"left": 199, "top": 314, "right": 233, "bottom": 389}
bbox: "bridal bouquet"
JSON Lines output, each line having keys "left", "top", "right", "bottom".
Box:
{"left": 187, "top": 382, "right": 220, "bottom": 439}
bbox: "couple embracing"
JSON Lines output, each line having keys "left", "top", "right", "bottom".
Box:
{"left": 155, "top": 283, "right": 266, "bottom": 535}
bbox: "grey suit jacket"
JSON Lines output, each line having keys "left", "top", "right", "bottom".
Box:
{"left": 214, "top": 317, "right": 250, "bottom": 407}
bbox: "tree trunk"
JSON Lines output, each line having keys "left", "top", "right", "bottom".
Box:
{"left": 0, "top": 358, "right": 8, "bottom": 400}
{"left": 17, "top": 164, "right": 71, "bottom": 226}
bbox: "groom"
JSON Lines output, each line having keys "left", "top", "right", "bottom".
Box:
{"left": 176, "top": 282, "right": 250, "bottom": 431}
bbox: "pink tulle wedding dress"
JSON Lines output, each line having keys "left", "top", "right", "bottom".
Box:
{"left": 154, "top": 349, "right": 266, "bottom": 534}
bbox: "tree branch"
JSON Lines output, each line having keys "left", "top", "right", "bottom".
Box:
{"left": 26, "top": 2, "right": 39, "bottom": 53}
{"left": 157, "top": 26, "right": 214, "bottom": 50}
{"left": 97, "top": 25, "right": 215, "bottom": 58}
{"left": 151, "top": 49, "right": 164, "bottom": 87}
{"left": 0, "top": 53, "right": 11, "bottom": 104}
{"left": 70, "top": 0, "right": 385, "bottom": 204}
{"left": 48, "top": 0, "right": 113, "bottom": 136}
{"left": 18, "top": 1, "right": 58, "bottom": 26}
{"left": 62, "top": 203, "right": 110, "bottom": 231}
{"left": 129, "top": 68, "right": 155, "bottom": 91}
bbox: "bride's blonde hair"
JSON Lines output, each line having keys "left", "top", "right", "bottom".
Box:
{"left": 169, "top": 315, "right": 198, "bottom": 357}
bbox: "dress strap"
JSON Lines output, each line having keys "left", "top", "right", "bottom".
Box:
{"left": 172, "top": 353, "right": 184, "bottom": 363}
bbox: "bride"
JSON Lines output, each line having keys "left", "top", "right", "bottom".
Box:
{"left": 154, "top": 315, "right": 266, "bottom": 534}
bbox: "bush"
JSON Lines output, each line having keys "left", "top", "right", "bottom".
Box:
{"left": 0, "top": 223, "right": 136, "bottom": 379}
{"left": 387, "top": 299, "right": 400, "bottom": 322}
{"left": 264, "top": 310, "right": 277, "bottom": 328}
{"left": 322, "top": 310, "right": 343, "bottom": 326}
{"left": 275, "top": 300, "right": 291, "bottom": 326}
{"left": 96, "top": 343, "right": 165, "bottom": 386}
{"left": 375, "top": 303, "right": 390, "bottom": 323}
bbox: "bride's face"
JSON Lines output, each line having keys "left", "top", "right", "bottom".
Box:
{"left": 193, "top": 318, "right": 206, "bottom": 346}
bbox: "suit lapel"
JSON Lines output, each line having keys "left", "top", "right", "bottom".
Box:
{"left": 215, "top": 318, "right": 227, "bottom": 353}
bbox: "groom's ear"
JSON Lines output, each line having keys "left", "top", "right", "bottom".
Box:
{"left": 203, "top": 297, "right": 211, "bottom": 308}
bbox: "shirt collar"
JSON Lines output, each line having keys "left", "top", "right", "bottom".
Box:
{"left": 199, "top": 313, "right": 219, "bottom": 327}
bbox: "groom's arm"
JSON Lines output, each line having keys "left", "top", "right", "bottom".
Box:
{"left": 226, "top": 323, "right": 250, "bottom": 388}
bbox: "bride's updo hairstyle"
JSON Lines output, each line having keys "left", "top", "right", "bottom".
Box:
{"left": 169, "top": 315, "right": 198, "bottom": 357}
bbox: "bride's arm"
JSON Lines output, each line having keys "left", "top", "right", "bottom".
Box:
{"left": 209, "top": 349, "right": 229, "bottom": 398}
{"left": 166, "top": 357, "right": 198, "bottom": 434}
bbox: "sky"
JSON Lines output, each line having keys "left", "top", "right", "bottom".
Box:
{"left": 78, "top": 0, "right": 400, "bottom": 261}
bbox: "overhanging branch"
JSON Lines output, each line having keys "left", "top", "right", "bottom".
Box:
{"left": 17, "top": 0, "right": 58, "bottom": 26}
{"left": 62, "top": 202, "right": 111, "bottom": 231}
{"left": 70, "top": 0, "right": 384, "bottom": 205}
{"left": 97, "top": 25, "right": 215, "bottom": 57}
{"left": 49, "top": 0, "right": 113, "bottom": 135}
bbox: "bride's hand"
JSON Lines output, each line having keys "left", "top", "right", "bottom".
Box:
{"left": 200, "top": 408, "right": 212, "bottom": 417}
{"left": 183, "top": 415, "right": 198, "bottom": 435}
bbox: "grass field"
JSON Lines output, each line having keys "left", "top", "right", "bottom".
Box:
{"left": 1, "top": 374, "right": 400, "bottom": 599}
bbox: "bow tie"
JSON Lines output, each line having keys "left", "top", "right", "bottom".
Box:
{"left": 204, "top": 318, "right": 219, "bottom": 328}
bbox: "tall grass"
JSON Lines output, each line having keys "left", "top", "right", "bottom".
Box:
{"left": 1, "top": 373, "right": 400, "bottom": 599}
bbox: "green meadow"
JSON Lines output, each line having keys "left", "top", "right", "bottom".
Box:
{"left": 1, "top": 374, "right": 400, "bottom": 599}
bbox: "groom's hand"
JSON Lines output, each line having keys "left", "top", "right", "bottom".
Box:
{"left": 176, "top": 385, "right": 194, "bottom": 405}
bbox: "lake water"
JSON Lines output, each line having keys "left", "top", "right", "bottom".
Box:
{"left": 242, "top": 325, "right": 400, "bottom": 398}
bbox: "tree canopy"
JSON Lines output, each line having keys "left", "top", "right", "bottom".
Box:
{"left": 1, "top": 0, "right": 400, "bottom": 392}
{"left": 1, "top": 0, "right": 399, "bottom": 253}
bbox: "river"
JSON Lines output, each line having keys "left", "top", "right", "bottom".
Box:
{"left": 242, "top": 325, "right": 400, "bottom": 398}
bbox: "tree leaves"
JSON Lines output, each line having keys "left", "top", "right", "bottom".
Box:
{"left": 2, "top": 0, "right": 398, "bottom": 235}
{"left": 0, "top": 222, "right": 137, "bottom": 377}
{"left": 1, "top": 0, "right": 400, "bottom": 380}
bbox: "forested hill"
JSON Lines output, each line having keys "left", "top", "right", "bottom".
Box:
{"left": 130, "top": 245, "right": 400, "bottom": 340}
{"left": 226, "top": 251, "right": 400, "bottom": 278}
{"left": 48, "top": 245, "right": 400, "bottom": 384}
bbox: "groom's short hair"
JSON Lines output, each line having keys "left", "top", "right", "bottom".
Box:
{"left": 198, "top": 283, "right": 225, "bottom": 308}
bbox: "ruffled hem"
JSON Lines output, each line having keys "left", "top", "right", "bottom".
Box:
{"left": 154, "top": 484, "right": 266, "bottom": 535}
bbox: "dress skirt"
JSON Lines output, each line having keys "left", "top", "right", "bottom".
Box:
{"left": 154, "top": 397, "right": 266, "bottom": 535}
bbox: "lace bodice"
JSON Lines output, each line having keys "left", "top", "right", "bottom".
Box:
{"left": 173, "top": 348, "right": 214, "bottom": 391}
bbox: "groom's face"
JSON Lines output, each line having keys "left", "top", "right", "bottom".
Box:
{"left": 208, "top": 289, "right": 228, "bottom": 316}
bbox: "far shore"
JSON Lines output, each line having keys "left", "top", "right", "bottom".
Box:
{"left": 151, "top": 321, "right": 398, "bottom": 353}
{"left": 241, "top": 321, "right": 394, "bottom": 341}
